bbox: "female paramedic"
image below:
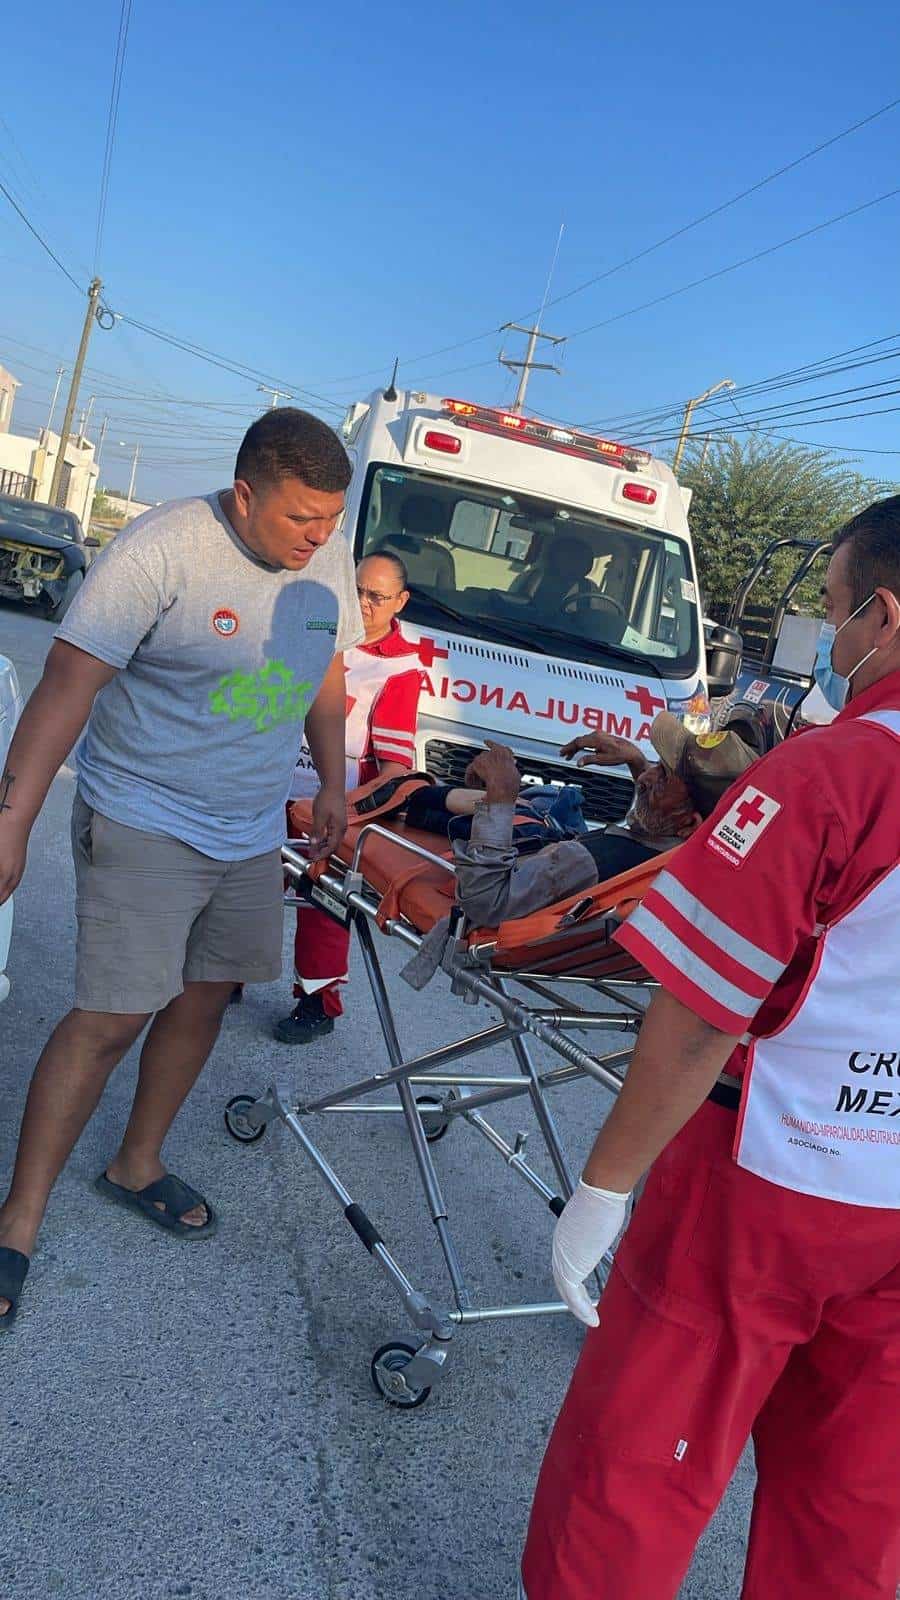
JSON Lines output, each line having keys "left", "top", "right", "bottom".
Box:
{"left": 521, "top": 494, "right": 900, "bottom": 1600}
{"left": 275, "top": 552, "right": 421, "bottom": 1043}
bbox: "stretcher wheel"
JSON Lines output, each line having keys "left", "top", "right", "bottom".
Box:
{"left": 415, "top": 1096, "right": 450, "bottom": 1143}
{"left": 224, "top": 1095, "right": 266, "bottom": 1143}
{"left": 370, "top": 1341, "right": 432, "bottom": 1408}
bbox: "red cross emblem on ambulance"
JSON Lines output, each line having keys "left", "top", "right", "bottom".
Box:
{"left": 708, "top": 785, "right": 782, "bottom": 868}
{"left": 415, "top": 636, "right": 449, "bottom": 668}
{"left": 625, "top": 684, "right": 667, "bottom": 718}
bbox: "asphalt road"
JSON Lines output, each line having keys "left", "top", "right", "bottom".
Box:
{"left": 0, "top": 600, "right": 755, "bottom": 1600}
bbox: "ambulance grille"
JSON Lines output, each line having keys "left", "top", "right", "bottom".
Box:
{"left": 423, "top": 740, "right": 633, "bottom": 825}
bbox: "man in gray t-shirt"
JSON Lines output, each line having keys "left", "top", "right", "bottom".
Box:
{"left": 60, "top": 487, "right": 360, "bottom": 857}
{"left": 0, "top": 407, "right": 363, "bottom": 1328}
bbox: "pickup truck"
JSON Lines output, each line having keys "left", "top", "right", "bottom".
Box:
{"left": 0, "top": 648, "right": 23, "bottom": 1003}
{"left": 708, "top": 537, "right": 834, "bottom": 754}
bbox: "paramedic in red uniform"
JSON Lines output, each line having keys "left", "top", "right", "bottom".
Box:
{"left": 521, "top": 494, "right": 900, "bottom": 1600}
{"left": 274, "top": 552, "right": 421, "bottom": 1042}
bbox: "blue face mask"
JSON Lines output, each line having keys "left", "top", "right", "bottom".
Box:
{"left": 813, "top": 594, "right": 878, "bottom": 712}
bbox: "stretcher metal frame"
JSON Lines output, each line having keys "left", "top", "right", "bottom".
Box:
{"left": 224, "top": 825, "right": 653, "bottom": 1407}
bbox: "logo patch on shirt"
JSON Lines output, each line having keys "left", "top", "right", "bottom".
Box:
{"left": 306, "top": 617, "right": 337, "bottom": 634}
{"left": 212, "top": 608, "right": 239, "bottom": 637}
{"left": 707, "top": 785, "right": 781, "bottom": 867}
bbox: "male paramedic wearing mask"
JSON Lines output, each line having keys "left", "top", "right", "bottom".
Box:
{"left": 275, "top": 552, "right": 421, "bottom": 1043}
{"left": 521, "top": 493, "right": 900, "bottom": 1600}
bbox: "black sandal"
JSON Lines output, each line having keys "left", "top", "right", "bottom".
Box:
{"left": 0, "top": 1247, "right": 30, "bottom": 1331}
{"left": 94, "top": 1172, "right": 217, "bottom": 1239}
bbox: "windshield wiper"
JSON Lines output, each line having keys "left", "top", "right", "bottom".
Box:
{"left": 406, "top": 586, "right": 548, "bottom": 656}
{"left": 493, "top": 618, "right": 666, "bottom": 680}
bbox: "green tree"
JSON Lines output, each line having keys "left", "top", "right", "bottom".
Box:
{"left": 680, "top": 435, "right": 890, "bottom": 618}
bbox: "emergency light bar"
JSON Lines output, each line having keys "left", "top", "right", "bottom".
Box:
{"left": 442, "top": 399, "right": 653, "bottom": 470}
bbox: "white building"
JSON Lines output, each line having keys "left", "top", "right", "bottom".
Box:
{"left": 0, "top": 362, "right": 99, "bottom": 528}
{"left": 0, "top": 428, "right": 99, "bottom": 530}
{"left": 0, "top": 365, "right": 20, "bottom": 434}
{"left": 98, "top": 490, "right": 155, "bottom": 521}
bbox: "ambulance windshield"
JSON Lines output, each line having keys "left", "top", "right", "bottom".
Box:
{"left": 356, "top": 464, "right": 699, "bottom": 676}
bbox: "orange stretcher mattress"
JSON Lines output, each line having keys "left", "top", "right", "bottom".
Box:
{"left": 287, "top": 799, "right": 668, "bottom": 981}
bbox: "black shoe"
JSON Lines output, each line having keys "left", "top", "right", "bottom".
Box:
{"left": 228, "top": 984, "right": 244, "bottom": 1006}
{"left": 272, "top": 994, "right": 336, "bottom": 1045}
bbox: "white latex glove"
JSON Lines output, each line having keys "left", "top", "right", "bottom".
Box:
{"left": 552, "top": 1179, "right": 630, "bottom": 1327}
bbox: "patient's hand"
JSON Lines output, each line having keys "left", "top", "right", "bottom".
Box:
{"left": 559, "top": 731, "right": 647, "bottom": 779}
{"left": 464, "top": 740, "right": 521, "bottom": 804}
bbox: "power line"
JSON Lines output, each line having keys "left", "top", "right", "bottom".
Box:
{"left": 114, "top": 312, "right": 346, "bottom": 414}
{"left": 574, "top": 332, "right": 900, "bottom": 436}
{"left": 566, "top": 188, "right": 900, "bottom": 341}
{"left": 631, "top": 388, "right": 900, "bottom": 446}
{"left": 319, "top": 183, "right": 899, "bottom": 400}
{"left": 626, "top": 378, "right": 900, "bottom": 443}
{"left": 543, "top": 96, "right": 900, "bottom": 317}
{"left": 94, "top": 0, "right": 134, "bottom": 273}
{"left": 757, "top": 433, "right": 900, "bottom": 456}
{"left": 0, "top": 175, "right": 82, "bottom": 292}
{"left": 305, "top": 94, "right": 900, "bottom": 387}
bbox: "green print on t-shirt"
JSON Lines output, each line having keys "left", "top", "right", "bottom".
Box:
{"left": 209, "top": 659, "right": 314, "bottom": 733}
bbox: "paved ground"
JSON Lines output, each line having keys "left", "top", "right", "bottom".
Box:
{"left": 0, "top": 601, "right": 754, "bottom": 1599}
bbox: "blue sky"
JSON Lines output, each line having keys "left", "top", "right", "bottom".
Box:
{"left": 1, "top": 0, "right": 898, "bottom": 503}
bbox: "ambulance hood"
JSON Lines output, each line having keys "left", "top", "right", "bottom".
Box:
{"left": 399, "top": 623, "right": 705, "bottom": 746}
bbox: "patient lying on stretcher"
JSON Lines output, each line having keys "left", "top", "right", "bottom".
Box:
{"left": 404, "top": 714, "right": 755, "bottom": 928}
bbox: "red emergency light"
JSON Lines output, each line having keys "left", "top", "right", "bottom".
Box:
{"left": 622, "top": 482, "right": 657, "bottom": 505}
{"left": 422, "top": 429, "right": 462, "bottom": 454}
{"left": 441, "top": 399, "right": 652, "bottom": 469}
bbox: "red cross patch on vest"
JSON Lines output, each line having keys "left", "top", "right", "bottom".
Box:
{"left": 707, "top": 785, "right": 782, "bottom": 868}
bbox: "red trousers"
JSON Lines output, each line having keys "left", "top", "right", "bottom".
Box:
{"left": 292, "top": 904, "right": 349, "bottom": 1016}
{"left": 286, "top": 802, "right": 349, "bottom": 1016}
{"left": 522, "top": 1100, "right": 900, "bottom": 1600}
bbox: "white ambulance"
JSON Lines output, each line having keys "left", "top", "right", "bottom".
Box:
{"left": 340, "top": 388, "right": 717, "bottom": 823}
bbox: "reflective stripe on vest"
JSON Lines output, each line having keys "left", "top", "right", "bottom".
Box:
{"left": 734, "top": 709, "right": 900, "bottom": 1206}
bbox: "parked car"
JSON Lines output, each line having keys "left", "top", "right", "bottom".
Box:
{"left": 0, "top": 648, "right": 23, "bottom": 1004}
{"left": 0, "top": 493, "right": 100, "bottom": 620}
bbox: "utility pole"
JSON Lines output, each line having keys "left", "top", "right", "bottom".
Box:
{"left": 45, "top": 366, "right": 66, "bottom": 437}
{"left": 95, "top": 415, "right": 110, "bottom": 480}
{"left": 257, "top": 384, "right": 292, "bottom": 408}
{"left": 672, "top": 378, "right": 735, "bottom": 473}
{"left": 49, "top": 276, "right": 102, "bottom": 507}
{"left": 122, "top": 442, "right": 141, "bottom": 520}
{"left": 77, "top": 394, "right": 96, "bottom": 445}
{"left": 499, "top": 322, "right": 566, "bottom": 413}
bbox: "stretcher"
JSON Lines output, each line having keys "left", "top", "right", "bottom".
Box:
{"left": 224, "top": 799, "right": 665, "bottom": 1407}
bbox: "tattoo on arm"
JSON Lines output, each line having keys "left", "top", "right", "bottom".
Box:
{"left": 0, "top": 769, "right": 14, "bottom": 813}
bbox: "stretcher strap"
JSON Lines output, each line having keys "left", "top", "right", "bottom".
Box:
{"left": 348, "top": 771, "right": 434, "bottom": 824}
{"left": 374, "top": 854, "right": 454, "bottom": 928}
{"left": 286, "top": 778, "right": 433, "bottom": 847}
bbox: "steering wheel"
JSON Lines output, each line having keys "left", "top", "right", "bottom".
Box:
{"left": 563, "top": 592, "right": 625, "bottom": 619}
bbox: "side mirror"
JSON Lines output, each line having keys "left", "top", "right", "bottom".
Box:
{"left": 85, "top": 536, "right": 102, "bottom": 548}
{"left": 704, "top": 620, "right": 742, "bottom": 699}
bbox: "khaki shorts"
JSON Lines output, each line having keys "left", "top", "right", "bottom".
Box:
{"left": 72, "top": 794, "right": 284, "bottom": 1014}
